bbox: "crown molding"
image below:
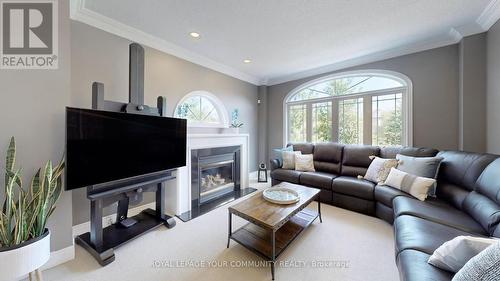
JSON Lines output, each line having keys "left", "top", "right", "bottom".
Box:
{"left": 71, "top": 0, "right": 499, "bottom": 87}
{"left": 477, "top": 0, "right": 500, "bottom": 30}
{"left": 70, "top": 0, "right": 261, "bottom": 85}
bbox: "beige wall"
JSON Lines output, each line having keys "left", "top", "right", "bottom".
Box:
{"left": 487, "top": 20, "right": 500, "bottom": 154}
{"left": 70, "top": 21, "right": 259, "bottom": 225}
{"left": 0, "top": 1, "right": 72, "bottom": 251}
{"left": 266, "top": 45, "right": 461, "bottom": 158}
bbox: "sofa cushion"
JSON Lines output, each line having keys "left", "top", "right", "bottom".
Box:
{"left": 437, "top": 151, "right": 497, "bottom": 191}
{"left": 396, "top": 249, "right": 453, "bottom": 281}
{"left": 288, "top": 142, "right": 314, "bottom": 154}
{"left": 436, "top": 151, "right": 497, "bottom": 209}
{"left": 341, "top": 145, "right": 380, "bottom": 177}
{"left": 313, "top": 142, "right": 343, "bottom": 174}
{"left": 332, "top": 192, "right": 375, "bottom": 215}
{"left": 299, "top": 171, "right": 336, "bottom": 190}
{"left": 394, "top": 215, "right": 479, "bottom": 255}
{"left": 332, "top": 176, "right": 375, "bottom": 200}
{"left": 270, "top": 169, "right": 302, "bottom": 184}
{"left": 462, "top": 191, "right": 500, "bottom": 236}
{"left": 393, "top": 196, "right": 486, "bottom": 235}
{"left": 380, "top": 146, "right": 438, "bottom": 159}
{"left": 435, "top": 182, "right": 471, "bottom": 211}
{"left": 374, "top": 184, "right": 411, "bottom": 208}
{"left": 475, "top": 159, "right": 500, "bottom": 203}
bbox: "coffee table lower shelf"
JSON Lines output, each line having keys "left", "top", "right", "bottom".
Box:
{"left": 229, "top": 208, "right": 318, "bottom": 260}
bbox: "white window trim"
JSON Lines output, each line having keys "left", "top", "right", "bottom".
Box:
{"left": 174, "top": 91, "right": 230, "bottom": 128}
{"left": 283, "top": 69, "right": 413, "bottom": 147}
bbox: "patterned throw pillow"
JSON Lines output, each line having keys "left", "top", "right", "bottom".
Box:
{"left": 360, "top": 156, "right": 399, "bottom": 184}
{"left": 282, "top": 151, "right": 301, "bottom": 170}
{"left": 295, "top": 154, "right": 315, "bottom": 172}
{"left": 384, "top": 168, "right": 436, "bottom": 201}
{"left": 452, "top": 242, "right": 500, "bottom": 281}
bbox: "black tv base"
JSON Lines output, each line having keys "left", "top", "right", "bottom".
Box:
{"left": 76, "top": 208, "right": 175, "bottom": 266}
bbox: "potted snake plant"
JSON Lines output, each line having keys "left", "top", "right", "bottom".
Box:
{"left": 0, "top": 137, "right": 64, "bottom": 281}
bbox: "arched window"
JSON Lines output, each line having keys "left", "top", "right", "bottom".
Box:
{"left": 174, "top": 91, "right": 229, "bottom": 127}
{"left": 284, "top": 70, "right": 412, "bottom": 146}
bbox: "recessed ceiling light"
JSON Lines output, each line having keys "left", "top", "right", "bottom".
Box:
{"left": 243, "top": 59, "right": 252, "bottom": 63}
{"left": 189, "top": 32, "right": 200, "bottom": 38}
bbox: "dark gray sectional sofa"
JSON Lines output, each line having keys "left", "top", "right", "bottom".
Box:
{"left": 270, "top": 142, "right": 500, "bottom": 281}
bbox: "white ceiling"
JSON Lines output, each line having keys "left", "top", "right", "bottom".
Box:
{"left": 72, "top": 0, "right": 499, "bottom": 85}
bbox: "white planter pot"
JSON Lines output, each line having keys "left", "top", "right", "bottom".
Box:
{"left": 0, "top": 230, "right": 50, "bottom": 281}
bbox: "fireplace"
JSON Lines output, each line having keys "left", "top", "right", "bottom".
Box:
{"left": 191, "top": 146, "right": 241, "bottom": 209}
{"left": 177, "top": 145, "right": 255, "bottom": 222}
{"left": 198, "top": 150, "right": 239, "bottom": 204}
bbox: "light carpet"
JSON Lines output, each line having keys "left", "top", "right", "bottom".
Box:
{"left": 44, "top": 182, "right": 399, "bottom": 281}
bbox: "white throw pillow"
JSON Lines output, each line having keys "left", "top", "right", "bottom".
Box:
{"left": 384, "top": 168, "right": 436, "bottom": 201}
{"left": 428, "top": 236, "right": 499, "bottom": 273}
{"left": 295, "top": 154, "right": 315, "bottom": 172}
{"left": 282, "top": 151, "right": 301, "bottom": 170}
{"left": 361, "top": 156, "right": 399, "bottom": 184}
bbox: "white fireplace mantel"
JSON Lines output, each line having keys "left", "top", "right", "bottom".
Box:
{"left": 165, "top": 134, "right": 249, "bottom": 215}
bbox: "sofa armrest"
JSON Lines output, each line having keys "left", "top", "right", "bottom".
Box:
{"left": 270, "top": 159, "right": 282, "bottom": 171}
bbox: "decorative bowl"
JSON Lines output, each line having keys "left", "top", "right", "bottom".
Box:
{"left": 263, "top": 187, "right": 300, "bottom": 204}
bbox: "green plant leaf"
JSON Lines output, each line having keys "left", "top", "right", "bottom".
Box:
{"left": 5, "top": 137, "right": 15, "bottom": 187}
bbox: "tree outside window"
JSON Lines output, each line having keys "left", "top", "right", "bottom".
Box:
{"left": 285, "top": 71, "right": 410, "bottom": 146}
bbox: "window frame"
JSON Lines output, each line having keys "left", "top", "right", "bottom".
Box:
{"left": 174, "top": 91, "right": 230, "bottom": 128}
{"left": 283, "top": 70, "right": 413, "bottom": 146}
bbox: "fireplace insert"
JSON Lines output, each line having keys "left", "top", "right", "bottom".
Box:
{"left": 191, "top": 146, "right": 241, "bottom": 209}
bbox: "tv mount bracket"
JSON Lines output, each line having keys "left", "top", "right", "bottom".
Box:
{"left": 74, "top": 43, "right": 176, "bottom": 266}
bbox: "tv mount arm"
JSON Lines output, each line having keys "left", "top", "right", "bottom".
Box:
{"left": 75, "top": 43, "right": 176, "bottom": 266}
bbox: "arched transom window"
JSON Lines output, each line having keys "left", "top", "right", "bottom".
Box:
{"left": 175, "top": 91, "right": 229, "bottom": 127}
{"left": 284, "top": 70, "right": 412, "bottom": 146}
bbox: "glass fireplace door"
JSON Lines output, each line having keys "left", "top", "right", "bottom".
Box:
{"left": 199, "top": 158, "right": 235, "bottom": 203}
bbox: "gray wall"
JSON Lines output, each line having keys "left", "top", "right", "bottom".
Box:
{"left": 0, "top": 1, "right": 72, "bottom": 251}
{"left": 487, "top": 20, "right": 500, "bottom": 154}
{"left": 258, "top": 86, "right": 269, "bottom": 164}
{"left": 70, "top": 21, "right": 259, "bottom": 225}
{"left": 266, "top": 45, "right": 460, "bottom": 158}
{"left": 459, "top": 33, "right": 487, "bottom": 153}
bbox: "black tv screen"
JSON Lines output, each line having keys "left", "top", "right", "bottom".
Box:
{"left": 65, "top": 107, "right": 187, "bottom": 190}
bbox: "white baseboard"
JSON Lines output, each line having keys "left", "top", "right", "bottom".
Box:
{"left": 73, "top": 202, "right": 156, "bottom": 237}
{"left": 42, "top": 245, "right": 75, "bottom": 270}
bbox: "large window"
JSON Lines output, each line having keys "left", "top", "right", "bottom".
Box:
{"left": 174, "top": 91, "right": 229, "bottom": 127}
{"left": 285, "top": 71, "right": 412, "bottom": 146}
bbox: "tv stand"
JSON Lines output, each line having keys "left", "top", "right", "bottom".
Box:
{"left": 76, "top": 42, "right": 178, "bottom": 266}
{"left": 75, "top": 172, "right": 177, "bottom": 266}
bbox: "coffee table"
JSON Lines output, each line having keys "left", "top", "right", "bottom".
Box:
{"left": 227, "top": 182, "right": 322, "bottom": 280}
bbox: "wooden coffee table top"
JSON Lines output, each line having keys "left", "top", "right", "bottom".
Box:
{"left": 229, "top": 182, "right": 320, "bottom": 230}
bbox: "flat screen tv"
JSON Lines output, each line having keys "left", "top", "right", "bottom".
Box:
{"left": 65, "top": 107, "right": 187, "bottom": 190}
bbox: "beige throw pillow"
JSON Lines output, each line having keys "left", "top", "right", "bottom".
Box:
{"left": 295, "top": 154, "right": 315, "bottom": 172}
{"left": 360, "top": 156, "right": 399, "bottom": 184}
{"left": 384, "top": 168, "right": 436, "bottom": 201}
{"left": 282, "top": 151, "right": 301, "bottom": 170}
